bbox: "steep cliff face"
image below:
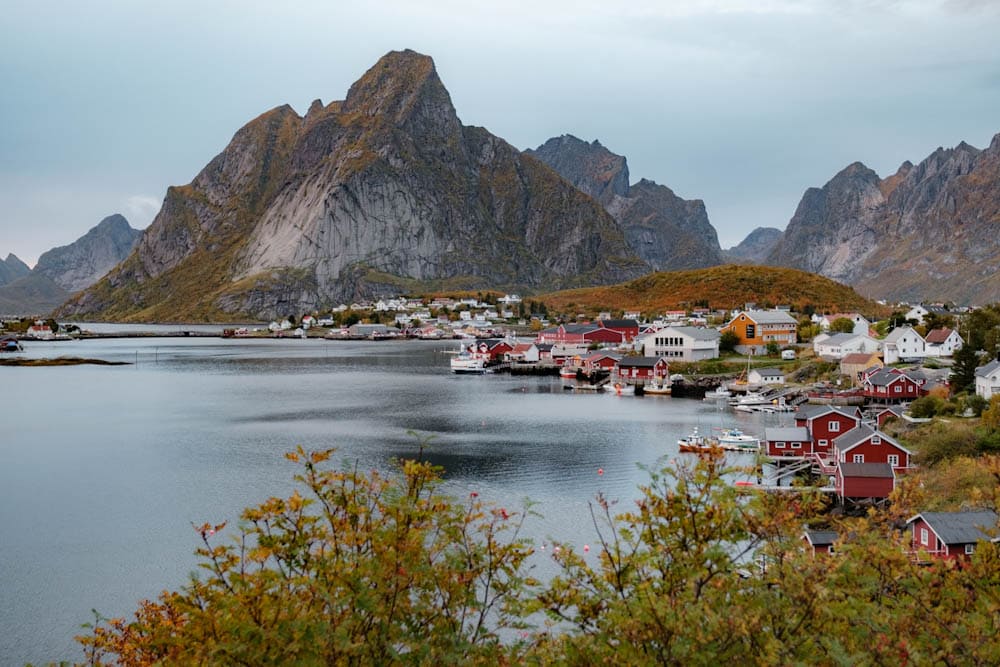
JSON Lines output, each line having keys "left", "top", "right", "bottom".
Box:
{"left": 33, "top": 214, "right": 142, "bottom": 292}
{"left": 767, "top": 135, "right": 1000, "bottom": 303}
{"left": 527, "top": 135, "right": 722, "bottom": 271}
{"left": 725, "top": 227, "right": 783, "bottom": 264}
{"left": 0, "top": 254, "right": 31, "bottom": 287}
{"left": 61, "top": 50, "right": 646, "bottom": 321}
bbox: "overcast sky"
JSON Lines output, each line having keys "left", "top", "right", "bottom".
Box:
{"left": 2, "top": 0, "right": 999, "bottom": 266}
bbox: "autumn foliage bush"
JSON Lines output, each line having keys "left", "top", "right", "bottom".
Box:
{"left": 78, "top": 447, "right": 1000, "bottom": 665}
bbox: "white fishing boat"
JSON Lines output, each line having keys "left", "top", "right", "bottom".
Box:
{"left": 604, "top": 382, "right": 635, "bottom": 395}
{"left": 714, "top": 428, "right": 760, "bottom": 453}
{"left": 678, "top": 427, "right": 714, "bottom": 453}
{"left": 642, "top": 381, "right": 672, "bottom": 395}
{"left": 703, "top": 385, "right": 732, "bottom": 401}
{"left": 450, "top": 344, "right": 487, "bottom": 374}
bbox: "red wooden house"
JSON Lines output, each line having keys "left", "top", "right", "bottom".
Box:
{"left": 763, "top": 427, "right": 812, "bottom": 457}
{"left": 874, "top": 406, "right": 904, "bottom": 429}
{"left": 863, "top": 368, "right": 927, "bottom": 403}
{"left": 793, "top": 405, "right": 862, "bottom": 459}
{"left": 802, "top": 529, "right": 838, "bottom": 556}
{"left": 477, "top": 339, "right": 514, "bottom": 362}
{"left": 836, "top": 462, "right": 895, "bottom": 502}
{"left": 599, "top": 319, "right": 640, "bottom": 343}
{"left": 833, "top": 425, "right": 911, "bottom": 473}
{"left": 907, "top": 511, "right": 998, "bottom": 561}
{"left": 536, "top": 324, "right": 624, "bottom": 346}
{"left": 582, "top": 352, "right": 622, "bottom": 373}
{"left": 614, "top": 357, "right": 669, "bottom": 383}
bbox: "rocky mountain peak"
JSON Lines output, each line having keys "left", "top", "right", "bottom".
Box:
{"left": 990, "top": 132, "right": 1000, "bottom": 152}
{"left": 525, "top": 134, "right": 630, "bottom": 206}
{"left": 0, "top": 253, "right": 32, "bottom": 287}
{"left": 34, "top": 214, "right": 142, "bottom": 293}
{"left": 725, "top": 227, "right": 784, "bottom": 264}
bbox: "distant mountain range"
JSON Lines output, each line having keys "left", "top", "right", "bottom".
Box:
{"left": 9, "top": 48, "right": 996, "bottom": 320}
{"left": 766, "top": 135, "right": 1000, "bottom": 304}
{"left": 0, "top": 215, "right": 141, "bottom": 316}
{"left": 526, "top": 136, "right": 723, "bottom": 270}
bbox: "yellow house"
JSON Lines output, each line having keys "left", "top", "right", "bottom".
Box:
{"left": 721, "top": 310, "right": 798, "bottom": 354}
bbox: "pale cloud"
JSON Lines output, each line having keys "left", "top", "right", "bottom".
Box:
{"left": 123, "top": 195, "right": 161, "bottom": 228}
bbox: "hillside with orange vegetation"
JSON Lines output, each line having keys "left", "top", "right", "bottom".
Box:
{"left": 540, "top": 264, "right": 887, "bottom": 317}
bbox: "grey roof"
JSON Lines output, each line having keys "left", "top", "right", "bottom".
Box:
{"left": 975, "top": 359, "right": 1000, "bottom": 378}
{"left": 561, "top": 324, "right": 601, "bottom": 334}
{"left": 839, "top": 462, "right": 894, "bottom": 478}
{"left": 744, "top": 310, "right": 797, "bottom": 325}
{"left": 765, "top": 427, "right": 810, "bottom": 442}
{"left": 834, "top": 425, "right": 911, "bottom": 455}
{"left": 866, "top": 368, "right": 916, "bottom": 387}
{"left": 665, "top": 326, "right": 720, "bottom": 341}
{"left": 599, "top": 319, "right": 639, "bottom": 328}
{"left": 804, "top": 530, "right": 839, "bottom": 546}
{"left": 883, "top": 326, "right": 922, "bottom": 345}
{"left": 617, "top": 356, "right": 666, "bottom": 368}
{"left": 752, "top": 367, "right": 785, "bottom": 376}
{"left": 820, "top": 333, "right": 862, "bottom": 346}
{"left": 911, "top": 511, "right": 999, "bottom": 545}
{"left": 795, "top": 405, "right": 860, "bottom": 421}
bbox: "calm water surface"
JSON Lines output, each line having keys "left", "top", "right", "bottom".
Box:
{"left": 0, "top": 335, "right": 783, "bottom": 664}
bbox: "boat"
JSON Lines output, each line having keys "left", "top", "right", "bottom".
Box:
{"left": 729, "top": 391, "right": 774, "bottom": 407}
{"left": 713, "top": 428, "right": 760, "bottom": 453}
{"left": 703, "top": 385, "right": 732, "bottom": 401}
{"left": 642, "top": 381, "right": 672, "bottom": 395}
{"left": 559, "top": 366, "right": 579, "bottom": 380}
{"left": 1, "top": 336, "right": 23, "bottom": 352}
{"left": 678, "top": 427, "right": 716, "bottom": 453}
{"left": 450, "top": 344, "right": 487, "bottom": 374}
{"left": 604, "top": 382, "right": 635, "bottom": 395}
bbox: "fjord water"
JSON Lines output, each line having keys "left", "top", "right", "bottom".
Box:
{"left": 1, "top": 335, "right": 770, "bottom": 664}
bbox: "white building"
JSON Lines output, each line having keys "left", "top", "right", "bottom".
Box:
{"left": 818, "top": 313, "right": 870, "bottom": 336}
{"left": 749, "top": 367, "right": 785, "bottom": 385}
{"left": 924, "top": 328, "right": 964, "bottom": 358}
{"left": 975, "top": 360, "right": 1000, "bottom": 401}
{"left": 882, "top": 326, "right": 926, "bottom": 364}
{"left": 641, "top": 326, "right": 720, "bottom": 362}
{"left": 813, "top": 333, "right": 881, "bottom": 360}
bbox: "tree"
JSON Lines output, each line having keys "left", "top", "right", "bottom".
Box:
{"left": 950, "top": 343, "right": 982, "bottom": 394}
{"left": 983, "top": 395, "right": 1000, "bottom": 432}
{"left": 719, "top": 330, "right": 740, "bottom": 353}
{"left": 766, "top": 341, "right": 780, "bottom": 357}
{"left": 829, "top": 317, "right": 856, "bottom": 334}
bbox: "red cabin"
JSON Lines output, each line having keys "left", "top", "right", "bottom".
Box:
{"left": 614, "top": 357, "right": 669, "bottom": 383}
{"left": 582, "top": 352, "right": 622, "bottom": 373}
{"left": 793, "top": 406, "right": 862, "bottom": 458}
{"left": 836, "top": 462, "right": 895, "bottom": 502}
{"left": 764, "top": 427, "right": 812, "bottom": 457}
{"left": 802, "top": 529, "right": 838, "bottom": 556}
{"left": 833, "top": 425, "right": 911, "bottom": 474}
{"left": 598, "top": 319, "right": 640, "bottom": 343}
{"left": 863, "top": 368, "right": 927, "bottom": 403}
{"left": 907, "top": 511, "right": 998, "bottom": 562}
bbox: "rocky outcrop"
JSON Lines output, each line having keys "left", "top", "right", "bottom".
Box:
{"left": 725, "top": 227, "right": 783, "bottom": 264}
{"left": 767, "top": 135, "right": 1000, "bottom": 304}
{"left": 0, "top": 274, "right": 69, "bottom": 317}
{"left": 61, "top": 50, "right": 647, "bottom": 321}
{"left": 0, "top": 253, "right": 31, "bottom": 287}
{"left": 527, "top": 134, "right": 723, "bottom": 271}
{"left": 33, "top": 214, "right": 142, "bottom": 292}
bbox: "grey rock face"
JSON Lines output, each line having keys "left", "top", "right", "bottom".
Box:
{"left": 767, "top": 134, "right": 1000, "bottom": 303}
{"left": 725, "top": 227, "right": 784, "bottom": 264}
{"left": 0, "top": 253, "right": 31, "bottom": 287}
{"left": 528, "top": 136, "right": 723, "bottom": 271}
{"left": 34, "top": 214, "right": 142, "bottom": 292}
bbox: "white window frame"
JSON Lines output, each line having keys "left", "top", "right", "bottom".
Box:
{"left": 887, "top": 454, "right": 899, "bottom": 467}
{"left": 791, "top": 441, "right": 802, "bottom": 449}
{"left": 872, "top": 435, "right": 881, "bottom": 445}
{"left": 775, "top": 441, "right": 786, "bottom": 449}
{"left": 818, "top": 439, "right": 828, "bottom": 447}
{"left": 830, "top": 421, "right": 840, "bottom": 433}
{"left": 965, "top": 544, "right": 976, "bottom": 555}
{"left": 852, "top": 454, "right": 864, "bottom": 463}
{"left": 921, "top": 528, "right": 929, "bottom": 546}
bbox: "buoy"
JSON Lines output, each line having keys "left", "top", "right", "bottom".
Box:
{"left": 597, "top": 468, "right": 604, "bottom": 476}
{"left": 583, "top": 544, "right": 590, "bottom": 553}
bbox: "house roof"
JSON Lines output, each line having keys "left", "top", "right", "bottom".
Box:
{"left": 663, "top": 326, "right": 720, "bottom": 341}
{"left": 834, "top": 425, "right": 911, "bottom": 455}
{"left": 865, "top": 368, "right": 917, "bottom": 387}
{"left": 883, "top": 326, "right": 923, "bottom": 345}
{"left": 765, "top": 427, "right": 810, "bottom": 442}
{"left": 751, "top": 367, "right": 784, "bottom": 377}
{"left": 839, "top": 462, "right": 894, "bottom": 478}
{"left": 742, "top": 310, "right": 797, "bottom": 325}
{"left": 804, "top": 529, "right": 839, "bottom": 546}
{"left": 909, "top": 511, "right": 999, "bottom": 545}
{"left": 617, "top": 356, "right": 666, "bottom": 368}
{"left": 584, "top": 352, "right": 622, "bottom": 363}
{"left": 599, "top": 319, "right": 639, "bottom": 329}
{"left": 975, "top": 359, "right": 1000, "bottom": 378}
{"left": 561, "top": 324, "right": 601, "bottom": 335}
{"left": 795, "top": 405, "right": 860, "bottom": 421}
{"left": 818, "top": 333, "right": 861, "bottom": 346}
{"left": 841, "top": 352, "right": 879, "bottom": 365}
{"left": 925, "top": 327, "right": 955, "bottom": 344}
{"left": 824, "top": 313, "right": 862, "bottom": 322}
{"left": 534, "top": 343, "right": 554, "bottom": 352}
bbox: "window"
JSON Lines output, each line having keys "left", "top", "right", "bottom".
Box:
{"left": 746, "top": 324, "right": 755, "bottom": 339}
{"left": 775, "top": 441, "right": 786, "bottom": 449}
{"left": 872, "top": 435, "right": 881, "bottom": 445}
{"left": 853, "top": 454, "right": 864, "bottom": 463}
{"left": 818, "top": 439, "right": 828, "bottom": 447}
{"left": 966, "top": 544, "right": 976, "bottom": 555}
{"left": 921, "top": 528, "right": 929, "bottom": 546}
{"left": 830, "top": 421, "right": 840, "bottom": 432}
{"left": 887, "top": 454, "right": 899, "bottom": 467}
{"left": 791, "top": 441, "right": 802, "bottom": 449}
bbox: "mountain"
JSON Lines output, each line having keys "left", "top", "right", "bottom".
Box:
{"left": 527, "top": 135, "right": 723, "bottom": 271}
{"left": 34, "top": 214, "right": 142, "bottom": 292}
{"left": 0, "top": 274, "right": 69, "bottom": 317}
{"left": 766, "top": 134, "right": 1000, "bottom": 303}
{"left": 540, "top": 264, "right": 884, "bottom": 316}
{"left": 0, "top": 253, "right": 31, "bottom": 287}
{"left": 60, "top": 51, "right": 647, "bottom": 321}
{"left": 725, "top": 227, "right": 784, "bottom": 264}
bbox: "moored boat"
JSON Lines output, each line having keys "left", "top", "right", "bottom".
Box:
{"left": 678, "top": 427, "right": 715, "bottom": 453}
{"left": 604, "top": 382, "right": 635, "bottom": 395}
{"left": 642, "top": 381, "right": 672, "bottom": 395}
{"left": 714, "top": 427, "right": 760, "bottom": 453}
